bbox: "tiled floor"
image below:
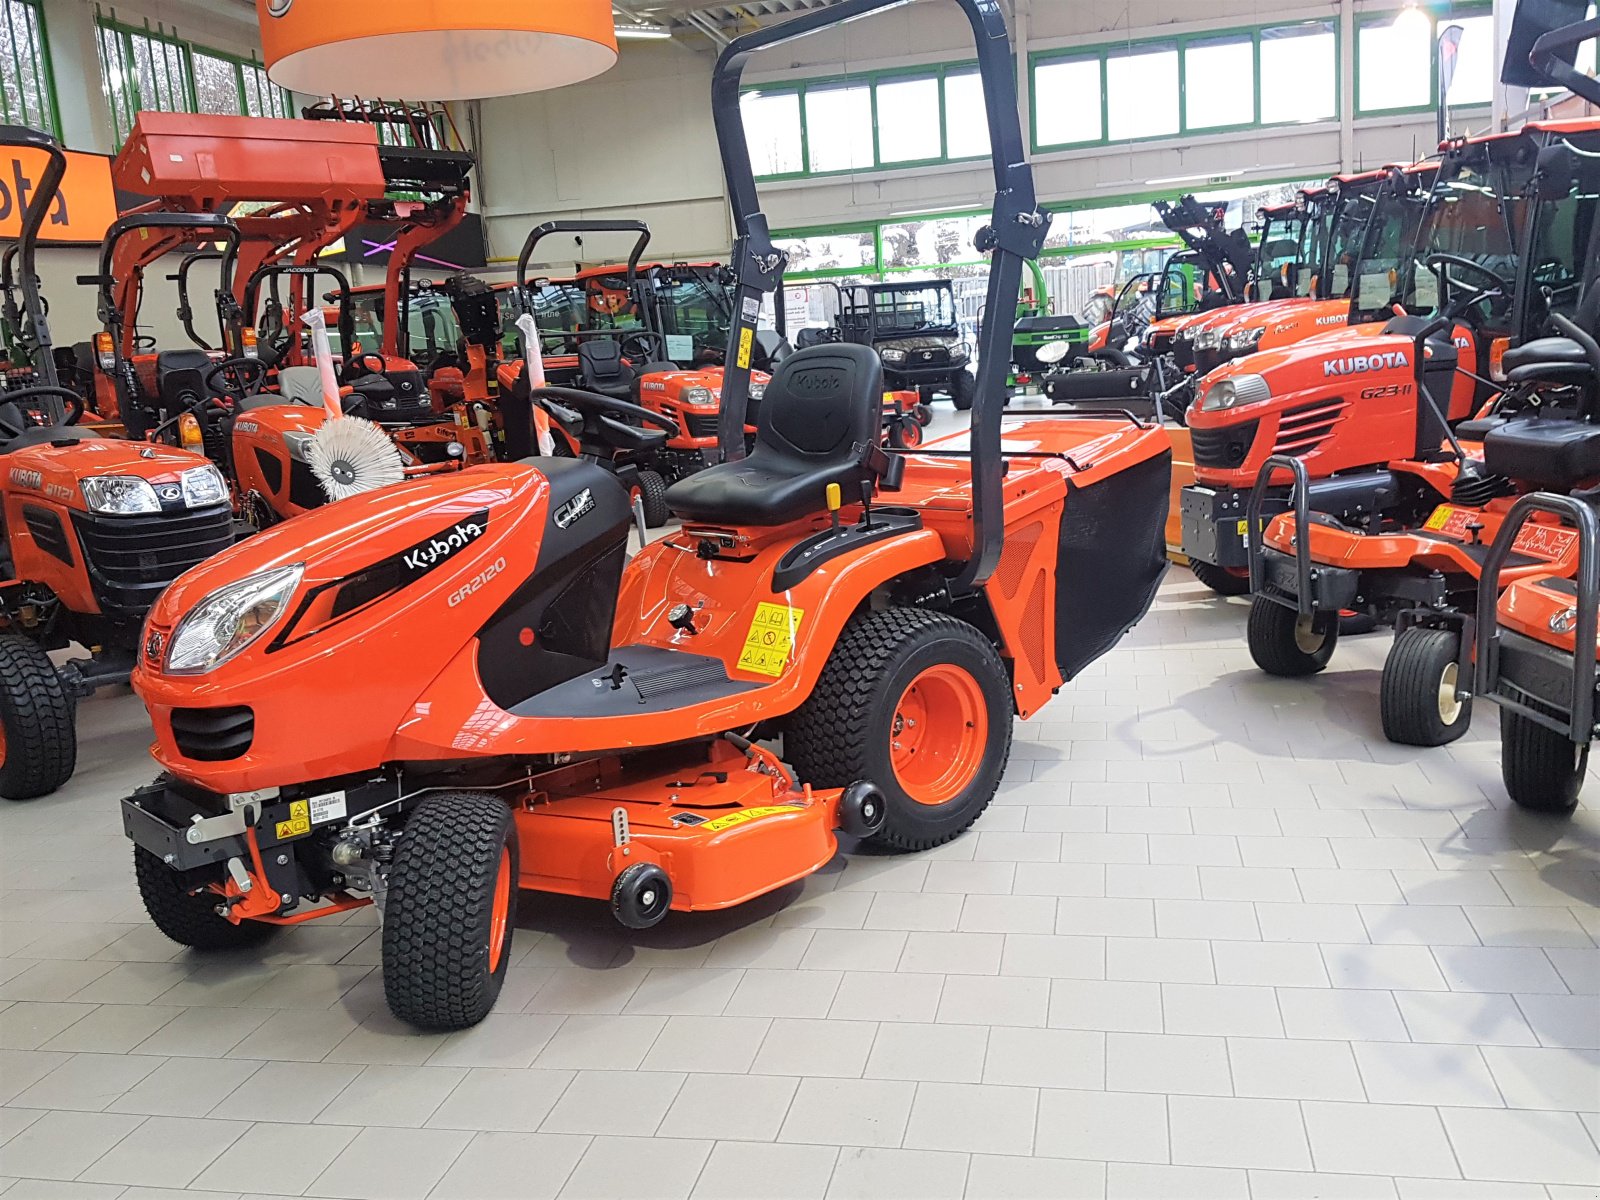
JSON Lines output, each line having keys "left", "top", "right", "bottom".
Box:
{"left": 2, "top": 438, "right": 1598, "bottom": 1198}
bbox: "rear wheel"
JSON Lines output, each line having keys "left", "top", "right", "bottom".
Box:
{"left": 786, "top": 608, "right": 1012, "bottom": 851}
{"left": 1247, "top": 596, "right": 1338, "bottom": 677}
{"left": 1381, "top": 627, "right": 1472, "bottom": 747}
{"left": 1500, "top": 709, "right": 1586, "bottom": 814}
{"left": 637, "top": 468, "right": 670, "bottom": 529}
{"left": 1189, "top": 560, "right": 1250, "bottom": 597}
{"left": 383, "top": 791, "right": 518, "bottom": 1030}
{"left": 950, "top": 369, "right": 977, "bottom": 412}
{"left": 134, "top": 846, "right": 277, "bottom": 950}
{"left": 0, "top": 635, "right": 76, "bottom": 800}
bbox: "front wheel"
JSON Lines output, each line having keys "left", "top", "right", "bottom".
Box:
{"left": 0, "top": 634, "right": 76, "bottom": 800}
{"left": 1189, "top": 559, "right": 1250, "bottom": 597}
{"left": 134, "top": 847, "right": 278, "bottom": 950}
{"left": 383, "top": 791, "right": 518, "bottom": 1030}
{"left": 1500, "top": 709, "right": 1586, "bottom": 814}
{"left": 950, "top": 369, "right": 977, "bottom": 412}
{"left": 636, "top": 468, "right": 670, "bottom": 529}
{"left": 1246, "top": 596, "right": 1338, "bottom": 677}
{"left": 785, "top": 608, "right": 1012, "bottom": 851}
{"left": 1381, "top": 627, "right": 1472, "bottom": 747}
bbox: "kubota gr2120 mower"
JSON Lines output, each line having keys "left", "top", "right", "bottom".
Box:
{"left": 118, "top": 0, "right": 1171, "bottom": 1031}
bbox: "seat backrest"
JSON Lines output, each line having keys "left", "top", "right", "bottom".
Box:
{"left": 753, "top": 342, "right": 883, "bottom": 465}
{"left": 155, "top": 349, "right": 213, "bottom": 415}
{"left": 276, "top": 366, "right": 325, "bottom": 406}
{"left": 578, "top": 339, "right": 632, "bottom": 393}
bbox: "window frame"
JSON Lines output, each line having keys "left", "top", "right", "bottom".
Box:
{"left": 741, "top": 58, "right": 990, "bottom": 182}
{"left": 0, "top": 0, "right": 61, "bottom": 138}
{"left": 1030, "top": 19, "right": 1343, "bottom": 154}
{"left": 1354, "top": 1, "right": 1494, "bottom": 118}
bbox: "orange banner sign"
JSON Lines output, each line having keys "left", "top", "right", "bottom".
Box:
{"left": 0, "top": 146, "right": 117, "bottom": 244}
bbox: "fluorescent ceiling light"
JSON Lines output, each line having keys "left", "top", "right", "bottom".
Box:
{"left": 615, "top": 22, "right": 672, "bottom": 39}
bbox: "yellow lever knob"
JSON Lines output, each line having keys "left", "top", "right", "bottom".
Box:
{"left": 826, "top": 483, "right": 842, "bottom": 512}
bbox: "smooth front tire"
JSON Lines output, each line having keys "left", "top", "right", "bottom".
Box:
{"left": 1189, "top": 559, "right": 1250, "bottom": 597}
{"left": 383, "top": 791, "right": 518, "bottom": 1030}
{"left": 1500, "top": 709, "right": 1585, "bottom": 815}
{"left": 1247, "top": 596, "right": 1338, "bottom": 677}
{"left": 785, "top": 608, "right": 1012, "bottom": 852}
{"left": 0, "top": 634, "right": 76, "bottom": 800}
{"left": 1381, "top": 627, "right": 1472, "bottom": 747}
{"left": 133, "top": 846, "right": 278, "bottom": 951}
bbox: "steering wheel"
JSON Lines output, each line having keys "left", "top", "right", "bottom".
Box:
{"left": 0, "top": 386, "right": 85, "bottom": 438}
{"left": 1425, "top": 254, "right": 1512, "bottom": 304}
{"left": 132, "top": 334, "right": 158, "bottom": 353}
{"left": 527, "top": 385, "right": 681, "bottom": 439}
{"left": 346, "top": 352, "right": 389, "bottom": 379}
{"left": 619, "top": 332, "right": 663, "bottom": 363}
{"left": 203, "top": 357, "right": 268, "bottom": 402}
{"left": 692, "top": 330, "right": 726, "bottom": 366}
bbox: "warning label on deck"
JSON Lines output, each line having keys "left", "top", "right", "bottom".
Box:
{"left": 701, "top": 805, "right": 795, "bottom": 833}
{"left": 738, "top": 602, "right": 805, "bottom": 677}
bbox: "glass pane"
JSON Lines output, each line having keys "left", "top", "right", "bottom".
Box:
{"left": 0, "top": 2, "right": 54, "bottom": 133}
{"left": 1442, "top": 14, "right": 1495, "bottom": 107}
{"left": 1035, "top": 56, "right": 1102, "bottom": 146}
{"left": 1358, "top": 15, "right": 1433, "bottom": 111}
{"left": 777, "top": 229, "right": 876, "bottom": 274}
{"left": 943, "top": 69, "right": 991, "bottom": 158}
{"left": 241, "top": 65, "right": 288, "bottom": 118}
{"left": 741, "top": 89, "right": 803, "bottom": 176}
{"left": 1261, "top": 23, "right": 1337, "bottom": 123}
{"left": 193, "top": 52, "right": 240, "bottom": 116}
{"left": 880, "top": 214, "right": 988, "bottom": 270}
{"left": 876, "top": 74, "right": 940, "bottom": 164}
{"left": 1106, "top": 44, "right": 1178, "bottom": 140}
{"left": 1185, "top": 37, "right": 1254, "bottom": 129}
{"left": 804, "top": 83, "right": 873, "bottom": 172}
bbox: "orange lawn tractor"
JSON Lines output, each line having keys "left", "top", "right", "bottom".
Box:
{"left": 117, "top": 0, "right": 1172, "bottom": 1031}
{"left": 1180, "top": 116, "right": 1600, "bottom": 598}
{"left": 0, "top": 125, "right": 235, "bottom": 800}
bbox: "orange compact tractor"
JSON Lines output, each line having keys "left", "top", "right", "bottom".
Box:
{"left": 0, "top": 126, "right": 235, "bottom": 800}
{"left": 1244, "top": 42, "right": 1600, "bottom": 748}
{"left": 1180, "top": 118, "right": 1599, "bottom": 597}
{"left": 118, "top": 0, "right": 1172, "bottom": 1030}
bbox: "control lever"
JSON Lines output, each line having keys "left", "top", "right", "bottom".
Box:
{"left": 826, "top": 482, "right": 841, "bottom": 532}
{"left": 859, "top": 480, "right": 874, "bottom": 529}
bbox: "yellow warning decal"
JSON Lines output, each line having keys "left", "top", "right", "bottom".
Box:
{"left": 1236, "top": 519, "right": 1250, "bottom": 536}
{"left": 736, "top": 326, "right": 754, "bottom": 369}
{"left": 274, "top": 799, "right": 311, "bottom": 841}
{"left": 738, "top": 602, "right": 804, "bottom": 677}
{"left": 1424, "top": 505, "right": 1454, "bottom": 531}
{"left": 702, "top": 805, "right": 795, "bottom": 834}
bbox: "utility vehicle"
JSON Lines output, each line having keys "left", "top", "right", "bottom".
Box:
{"left": 1180, "top": 117, "right": 1599, "bottom": 597}
{"left": 119, "top": 0, "right": 1171, "bottom": 1031}
{"left": 0, "top": 126, "right": 234, "bottom": 800}
{"left": 831, "top": 278, "right": 978, "bottom": 410}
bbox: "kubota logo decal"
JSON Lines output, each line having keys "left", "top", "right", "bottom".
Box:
{"left": 400, "top": 511, "right": 488, "bottom": 575}
{"left": 8, "top": 468, "right": 42, "bottom": 490}
{"left": 1323, "top": 351, "right": 1409, "bottom": 377}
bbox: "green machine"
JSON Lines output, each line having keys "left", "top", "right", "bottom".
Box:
{"left": 1008, "top": 258, "right": 1088, "bottom": 390}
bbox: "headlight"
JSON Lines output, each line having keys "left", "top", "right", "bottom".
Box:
{"left": 680, "top": 386, "right": 715, "bottom": 406}
{"left": 881, "top": 348, "right": 907, "bottom": 364}
{"left": 165, "top": 563, "right": 304, "bottom": 675}
{"left": 81, "top": 476, "right": 160, "bottom": 515}
{"left": 1226, "top": 327, "right": 1266, "bottom": 355}
{"left": 1195, "top": 329, "right": 1223, "bottom": 352}
{"left": 1199, "top": 373, "right": 1271, "bottom": 412}
{"left": 180, "top": 465, "right": 228, "bottom": 509}
{"left": 748, "top": 381, "right": 766, "bottom": 401}
{"left": 283, "top": 431, "right": 314, "bottom": 463}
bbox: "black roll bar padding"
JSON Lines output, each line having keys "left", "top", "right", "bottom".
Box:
{"left": 1246, "top": 453, "right": 1313, "bottom": 617}
{"left": 1475, "top": 492, "right": 1600, "bottom": 744}
{"left": 93, "top": 212, "right": 242, "bottom": 357}
{"left": 1531, "top": 14, "right": 1600, "bottom": 106}
{"left": 1550, "top": 312, "right": 1600, "bottom": 420}
{"left": 0, "top": 124, "right": 67, "bottom": 389}
{"left": 709, "top": 0, "right": 1047, "bottom": 589}
{"left": 516, "top": 220, "right": 652, "bottom": 296}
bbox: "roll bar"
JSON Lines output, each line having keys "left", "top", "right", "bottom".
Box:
{"left": 245, "top": 262, "right": 357, "bottom": 365}
{"left": 1532, "top": 15, "right": 1600, "bottom": 105}
{"left": 516, "top": 220, "right": 652, "bottom": 295}
{"left": 169, "top": 249, "right": 227, "bottom": 351}
{"left": 0, "top": 124, "right": 67, "bottom": 389}
{"left": 710, "top": 0, "right": 1047, "bottom": 590}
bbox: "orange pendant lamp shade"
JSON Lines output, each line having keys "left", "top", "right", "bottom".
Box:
{"left": 258, "top": 0, "right": 619, "bottom": 100}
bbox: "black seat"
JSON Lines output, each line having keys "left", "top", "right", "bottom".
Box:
{"left": 1502, "top": 337, "right": 1588, "bottom": 373}
{"left": 578, "top": 340, "right": 636, "bottom": 402}
{"left": 665, "top": 343, "right": 884, "bottom": 527}
{"left": 155, "top": 349, "right": 214, "bottom": 419}
{"left": 1482, "top": 417, "right": 1600, "bottom": 490}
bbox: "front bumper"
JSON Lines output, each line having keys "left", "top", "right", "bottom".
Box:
{"left": 1181, "top": 485, "right": 1281, "bottom": 569}
{"left": 1255, "top": 545, "right": 1360, "bottom": 613}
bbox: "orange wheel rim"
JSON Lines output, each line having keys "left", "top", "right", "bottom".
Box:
{"left": 487, "top": 846, "right": 512, "bottom": 972}
{"left": 889, "top": 664, "right": 988, "bottom": 805}
{"left": 0, "top": 720, "right": 7, "bottom": 768}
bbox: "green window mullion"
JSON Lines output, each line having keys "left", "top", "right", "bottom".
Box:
{"left": 2, "top": 2, "right": 22, "bottom": 125}
{"left": 1099, "top": 52, "right": 1110, "bottom": 149}
{"left": 1252, "top": 31, "right": 1263, "bottom": 125}
{"left": 869, "top": 77, "right": 881, "bottom": 170}
{"left": 1177, "top": 34, "right": 1188, "bottom": 137}
{"left": 796, "top": 84, "right": 810, "bottom": 176}
{"left": 34, "top": 0, "right": 61, "bottom": 137}
{"left": 936, "top": 64, "right": 949, "bottom": 161}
